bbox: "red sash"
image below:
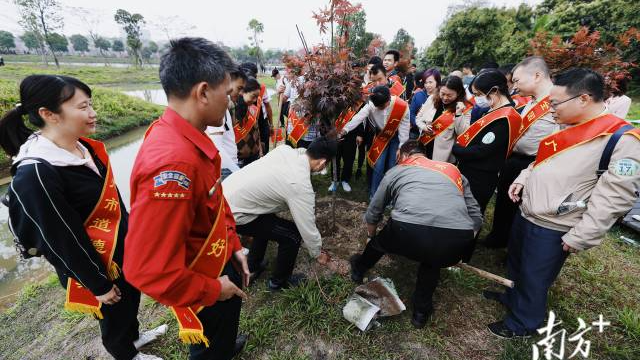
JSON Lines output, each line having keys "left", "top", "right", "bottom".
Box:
{"left": 534, "top": 114, "right": 630, "bottom": 167}
{"left": 254, "top": 83, "right": 266, "bottom": 121}
{"left": 64, "top": 138, "right": 122, "bottom": 319}
{"left": 456, "top": 106, "right": 523, "bottom": 158}
{"left": 270, "top": 128, "right": 284, "bottom": 143}
{"left": 512, "top": 96, "right": 551, "bottom": 145}
{"left": 389, "top": 79, "right": 405, "bottom": 97}
{"left": 362, "top": 82, "right": 374, "bottom": 95}
{"left": 468, "top": 96, "right": 476, "bottom": 106}
{"left": 389, "top": 74, "right": 402, "bottom": 83}
{"left": 367, "top": 96, "right": 408, "bottom": 167}
{"left": 512, "top": 94, "right": 532, "bottom": 109}
{"left": 361, "top": 78, "right": 404, "bottom": 96}
{"left": 418, "top": 103, "right": 473, "bottom": 145}
{"left": 399, "top": 156, "right": 463, "bottom": 193}
{"left": 233, "top": 106, "right": 258, "bottom": 143}
{"left": 287, "top": 110, "right": 310, "bottom": 146}
{"left": 335, "top": 108, "right": 357, "bottom": 133}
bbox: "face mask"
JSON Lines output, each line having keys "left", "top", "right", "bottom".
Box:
{"left": 475, "top": 95, "right": 490, "bottom": 108}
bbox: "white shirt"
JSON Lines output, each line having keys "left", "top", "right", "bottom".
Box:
{"left": 223, "top": 146, "right": 322, "bottom": 258}
{"left": 284, "top": 76, "right": 304, "bottom": 103}
{"left": 206, "top": 109, "right": 240, "bottom": 172}
{"left": 14, "top": 133, "right": 100, "bottom": 175}
{"left": 342, "top": 97, "right": 411, "bottom": 146}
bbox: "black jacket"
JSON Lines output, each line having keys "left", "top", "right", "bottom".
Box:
{"left": 8, "top": 144, "right": 128, "bottom": 296}
{"left": 452, "top": 105, "right": 513, "bottom": 174}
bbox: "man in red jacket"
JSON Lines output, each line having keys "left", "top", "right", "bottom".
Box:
{"left": 124, "top": 37, "right": 249, "bottom": 360}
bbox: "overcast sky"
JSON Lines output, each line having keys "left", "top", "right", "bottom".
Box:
{"left": 1, "top": 0, "right": 542, "bottom": 50}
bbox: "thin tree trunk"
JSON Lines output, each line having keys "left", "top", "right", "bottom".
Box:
{"left": 331, "top": 155, "right": 337, "bottom": 234}
{"left": 39, "top": 9, "right": 59, "bottom": 68}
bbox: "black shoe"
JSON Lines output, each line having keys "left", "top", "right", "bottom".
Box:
{"left": 483, "top": 290, "right": 508, "bottom": 308}
{"left": 355, "top": 170, "right": 362, "bottom": 180}
{"left": 411, "top": 309, "right": 433, "bottom": 329}
{"left": 268, "top": 273, "right": 306, "bottom": 291}
{"left": 487, "top": 321, "right": 533, "bottom": 339}
{"left": 349, "top": 255, "right": 364, "bottom": 284}
{"left": 249, "top": 259, "right": 268, "bottom": 285}
{"left": 232, "top": 334, "right": 248, "bottom": 357}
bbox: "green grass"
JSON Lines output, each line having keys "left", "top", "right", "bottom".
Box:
{"left": 0, "top": 63, "right": 160, "bottom": 86}
{"left": 2, "top": 53, "right": 159, "bottom": 64}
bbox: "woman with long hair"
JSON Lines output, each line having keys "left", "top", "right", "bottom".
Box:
{"left": 415, "top": 76, "right": 473, "bottom": 162}
{"left": 234, "top": 77, "right": 263, "bottom": 167}
{"left": 0, "top": 75, "right": 164, "bottom": 360}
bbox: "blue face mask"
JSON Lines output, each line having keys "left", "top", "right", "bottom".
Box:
{"left": 474, "top": 95, "right": 490, "bottom": 108}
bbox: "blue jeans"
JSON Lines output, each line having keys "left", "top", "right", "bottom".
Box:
{"left": 503, "top": 212, "right": 569, "bottom": 334}
{"left": 369, "top": 135, "right": 399, "bottom": 199}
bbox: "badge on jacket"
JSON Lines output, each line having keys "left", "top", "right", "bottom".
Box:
{"left": 482, "top": 132, "right": 495, "bottom": 144}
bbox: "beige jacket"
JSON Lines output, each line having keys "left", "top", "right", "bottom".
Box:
{"left": 514, "top": 122, "right": 640, "bottom": 251}
{"left": 415, "top": 96, "right": 471, "bottom": 163}
{"left": 223, "top": 146, "right": 322, "bottom": 258}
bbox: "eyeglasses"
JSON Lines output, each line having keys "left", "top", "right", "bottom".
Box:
{"left": 550, "top": 94, "right": 591, "bottom": 109}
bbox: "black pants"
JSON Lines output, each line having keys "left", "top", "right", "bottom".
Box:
{"left": 335, "top": 131, "right": 357, "bottom": 183}
{"left": 190, "top": 263, "right": 243, "bottom": 360}
{"left": 459, "top": 165, "right": 500, "bottom": 215}
{"left": 98, "top": 277, "right": 141, "bottom": 360}
{"left": 353, "top": 219, "right": 473, "bottom": 313}
{"left": 237, "top": 214, "right": 302, "bottom": 283}
{"left": 279, "top": 101, "right": 290, "bottom": 127}
{"left": 485, "top": 153, "right": 536, "bottom": 247}
{"left": 238, "top": 154, "right": 259, "bottom": 168}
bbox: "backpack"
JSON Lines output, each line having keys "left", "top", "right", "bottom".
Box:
{"left": 2, "top": 157, "right": 58, "bottom": 259}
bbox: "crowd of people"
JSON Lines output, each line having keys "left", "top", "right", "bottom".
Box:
{"left": 0, "top": 35, "right": 638, "bottom": 360}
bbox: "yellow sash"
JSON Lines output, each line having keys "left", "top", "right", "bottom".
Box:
{"left": 64, "top": 138, "right": 121, "bottom": 319}
{"left": 171, "top": 199, "right": 229, "bottom": 347}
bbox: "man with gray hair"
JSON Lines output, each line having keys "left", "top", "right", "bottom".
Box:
{"left": 125, "top": 37, "right": 249, "bottom": 360}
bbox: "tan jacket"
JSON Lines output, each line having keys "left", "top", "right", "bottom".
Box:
{"left": 512, "top": 93, "right": 559, "bottom": 156}
{"left": 223, "top": 146, "right": 322, "bottom": 258}
{"left": 415, "top": 96, "right": 471, "bottom": 163}
{"left": 514, "top": 123, "right": 640, "bottom": 251}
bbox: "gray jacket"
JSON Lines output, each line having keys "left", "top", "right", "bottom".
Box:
{"left": 366, "top": 162, "right": 483, "bottom": 232}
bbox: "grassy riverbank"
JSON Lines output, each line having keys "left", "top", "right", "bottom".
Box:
{"left": 0, "top": 63, "right": 160, "bottom": 86}
{"left": 1, "top": 54, "right": 160, "bottom": 65}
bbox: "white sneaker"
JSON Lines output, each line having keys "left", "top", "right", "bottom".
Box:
{"left": 134, "top": 324, "right": 168, "bottom": 350}
{"left": 341, "top": 181, "right": 352, "bottom": 192}
{"left": 328, "top": 181, "right": 338, "bottom": 192}
{"left": 132, "top": 353, "right": 163, "bottom": 360}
